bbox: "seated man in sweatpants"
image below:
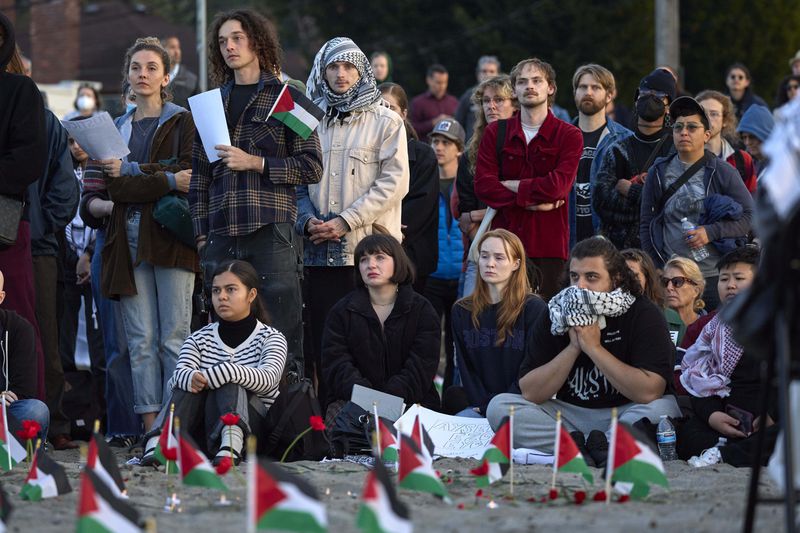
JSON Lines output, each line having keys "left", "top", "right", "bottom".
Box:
{"left": 487, "top": 237, "right": 680, "bottom": 467}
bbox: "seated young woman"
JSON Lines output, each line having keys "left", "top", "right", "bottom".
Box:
{"left": 448, "top": 229, "right": 546, "bottom": 417}
{"left": 141, "top": 260, "right": 287, "bottom": 466}
{"left": 676, "top": 246, "right": 775, "bottom": 467}
{"left": 321, "top": 233, "right": 441, "bottom": 420}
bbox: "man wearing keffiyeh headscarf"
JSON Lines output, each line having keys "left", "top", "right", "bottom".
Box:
{"left": 297, "top": 37, "right": 410, "bottom": 401}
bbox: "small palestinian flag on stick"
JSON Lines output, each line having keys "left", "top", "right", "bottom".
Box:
{"left": 247, "top": 438, "right": 327, "bottom": 533}
{"left": 177, "top": 428, "right": 227, "bottom": 491}
{"left": 266, "top": 84, "right": 324, "bottom": 140}
{"left": 87, "top": 430, "right": 126, "bottom": 498}
{"left": 0, "top": 401, "right": 25, "bottom": 471}
{"left": 398, "top": 434, "right": 449, "bottom": 501}
{"left": 377, "top": 418, "right": 399, "bottom": 462}
{"left": 606, "top": 411, "right": 669, "bottom": 500}
{"left": 552, "top": 412, "right": 593, "bottom": 487}
{"left": 77, "top": 468, "right": 142, "bottom": 533}
{"left": 470, "top": 416, "right": 511, "bottom": 487}
{"left": 155, "top": 404, "right": 178, "bottom": 474}
{"left": 20, "top": 445, "right": 72, "bottom": 501}
{"left": 410, "top": 415, "right": 435, "bottom": 466}
{"left": 357, "top": 459, "right": 412, "bottom": 533}
{"left": 0, "top": 482, "right": 13, "bottom": 531}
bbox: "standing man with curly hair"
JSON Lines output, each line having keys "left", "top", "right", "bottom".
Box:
{"left": 189, "top": 9, "right": 323, "bottom": 378}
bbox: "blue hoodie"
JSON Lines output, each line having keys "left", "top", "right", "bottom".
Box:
{"left": 736, "top": 104, "right": 774, "bottom": 142}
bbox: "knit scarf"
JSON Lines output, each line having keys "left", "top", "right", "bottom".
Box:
{"left": 548, "top": 285, "right": 636, "bottom": 335}
{"left": 679, "top": 314, "right": 744, "bottom": 398}
{"left": 305, "top": 37, "right": 381, "bottom": 115}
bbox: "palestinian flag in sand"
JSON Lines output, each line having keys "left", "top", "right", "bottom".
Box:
{"left": 77, "top": 468, "right": 142, "bottom": 533}
{"left": 377, "top": 418, "right": 399, "bottom": 462}
{"left": 178, "top": 432, "right": 227, "bottom": 491}
{"left": 267, "top": 84, "right": 324, "bottom": 140}
{"left": 410, "top": 415, "right": 435, "bottom": 465}
{"left": 155, "top": 410, "right": 179, "bottom": 474}
{"left": 0, "top": 482, "right": 13, "bottom": 532}
{"left": 248, "top": 458, "right": 327, "bottom": 532}
{"left": 19, "top": 448, "right": 72, "bottom": 501}
{"left": 608, "top": 419, "right": 668, "bottom": 499}
{"left": 398, "top": 434, "right": 448, "bottom": 500}
{"left": 357, "top": 459, "right": 412, "bottom": 533}
{"left": 0, "top": 406, "right": 25, "bottom": 471}
{"left": 470, "top": 416, "right": 511, "bottom": 487}
{"left": 553, "top": 418, "right": 593, "bottom": 484}
{"left": 87, "top": 433, "right": 126, "bottom": 497}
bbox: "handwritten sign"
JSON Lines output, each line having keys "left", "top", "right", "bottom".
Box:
{"left": 395, "top": 405, "right": 495, "bottom": 459}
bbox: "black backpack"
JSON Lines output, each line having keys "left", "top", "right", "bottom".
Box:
{"left": 261, "top": 379, "right": 329, "bottom": 462}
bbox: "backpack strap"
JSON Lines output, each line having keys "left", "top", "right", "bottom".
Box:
{"left": 262, "top": 380, "right": 314, "bottom": 455}
{"left": 640, "top": 132, "right": 671, "bottom": 174}
{"left": 495, "top": 119, "right": 508, "bottom": 179}
{"left": 656, "top": 154, "right": 709, "bottom": 213}
{"left": 732, "top": 149, "right": 747, "bottom": 183}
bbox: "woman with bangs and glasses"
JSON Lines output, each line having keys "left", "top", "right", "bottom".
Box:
{"left": 661, "top": 256, "right": 705, "bottom": 342}
{"left": 773, "top": 74, "right": 800, "bottom": 112}
{"left": 321, "top": 233, "right": 441, "bottom": 420}
{"left": 724, "top": 63, "right": 767, "bottom": 121}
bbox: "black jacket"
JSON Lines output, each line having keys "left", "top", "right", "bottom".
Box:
{"left": 0, "top": 12, "right": 47, "bottom": 204}
{"left": 401, "top": 139, "right": 439, "bottom": 278}
{"left": 169, "top": 65, "right": 199, "bottom": 109}
{"left": 0, "top": 309, "right": 38, "bottom": 400}
{"left": 321, "top": 284, "right": 441, "bottom": 410}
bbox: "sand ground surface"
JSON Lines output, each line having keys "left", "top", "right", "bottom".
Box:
{"left": 0, "top": 448, "right": 789, "bottom": 532}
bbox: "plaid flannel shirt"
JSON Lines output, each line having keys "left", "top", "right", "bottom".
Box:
{"left": 190, "top": 71, "right": 323, "bottom": 238}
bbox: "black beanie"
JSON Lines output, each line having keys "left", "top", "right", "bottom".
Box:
{"left": 635, "top": 68, "right": 677, "bottom": 103}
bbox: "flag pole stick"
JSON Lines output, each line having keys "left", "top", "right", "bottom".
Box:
{"left": 552, "top": 411, "right": 561, "bottom": 491}
{"left": 246, "top": 436, "right": 257, "bottom": 533}
{"left": 509, "top": 406, "right": 515, "bottom": 499}
{"left": 2, "top": 393, "right": 10, "bottom": 471}
{"left": 373, "top": 402, "right": 381, "bottom": 459}
{"left": 165, "top": 403, "right": 175, "bottom": 497}
{"left": 605, "top": 408, "right": 617, "bottom": 505}
{"left": 170, "top": 415, "right": 182, "bottom": 513}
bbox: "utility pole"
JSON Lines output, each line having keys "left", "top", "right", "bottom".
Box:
{"left": 655, "top": 0, "right": 680, "bottom": 74}
{"left": 197, "top": 0, "right": 207, "bottom": 92}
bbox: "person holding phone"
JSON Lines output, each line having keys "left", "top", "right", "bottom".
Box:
{"left": 677, "top": 246, "right": 777, "bottom": 467}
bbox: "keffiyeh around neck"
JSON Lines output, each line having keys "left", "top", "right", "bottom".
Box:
{"left": 305, "top": 37, "right": 381, "bottom": 114}
{"left": 680, "top": 314, "right": 744, "bottom": 398}
{"left": 548, "top": 286, "right": 636, "bottom": 335}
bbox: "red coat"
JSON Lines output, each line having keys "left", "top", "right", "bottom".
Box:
{"left": 474, "top": 112, "right": 582, "bottom": 260}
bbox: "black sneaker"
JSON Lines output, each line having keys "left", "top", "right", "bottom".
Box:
{"left": 106, "top": 435, "right": 137, "bottom": 449}
{"left": 586, "top": 430, "right": 609, "bottom": 469}
{"left": 569, "top": 430, "right": 596, "bottom": 468}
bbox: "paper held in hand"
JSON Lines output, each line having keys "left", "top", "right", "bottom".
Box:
{"left": 188, "top": 89, "right": 232, "bottom": 163}
{"left": 60, "top": 112, "right": 130, "bottom": 160}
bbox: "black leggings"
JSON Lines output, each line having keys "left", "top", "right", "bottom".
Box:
{"left": 677, "top": 415, "right": 779, "bottom": 467}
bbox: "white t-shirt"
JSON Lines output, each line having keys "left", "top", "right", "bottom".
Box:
{"left": 522, "top": 122, "right": 541, "bottom": 144}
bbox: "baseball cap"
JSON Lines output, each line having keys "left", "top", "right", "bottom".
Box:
{"left": 635, "top": 68, "right": 677, "bottom": 103}
{"left": 669, "top": 96, "right": 710, "bottom": 130}
{"left": 430, "top": 118, "right": 466, "bottom": 147}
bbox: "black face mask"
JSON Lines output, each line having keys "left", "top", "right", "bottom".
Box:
{"left": 636, "top": 94, "right": 666, "bottom": 122}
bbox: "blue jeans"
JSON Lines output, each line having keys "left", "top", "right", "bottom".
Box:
{"left": 9, "top": 399, "right": 50, "bottom": 441}
{"left": 91, "top": 229, "right": 140, "bottom": 436}
{"left": 121, "top": 212, "right": 194, "bottom": 414}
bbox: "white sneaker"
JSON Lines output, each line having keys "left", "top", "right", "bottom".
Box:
{"left": 688, "top": 446, "right": 722, "bottom": 467}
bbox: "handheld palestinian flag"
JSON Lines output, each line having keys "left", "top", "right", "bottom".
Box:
{"left": 470, "top": 416, "right": 511, "bottom": 487}
{"left": 267, "top": 84, "right": 324, "bottom": 140}
{"left": 410, "top": 415, "right": 435, "bottom": 465}
{"left": 154, "top": 408, "right": 179, "bottom": 474}
{"left": 377, "top": 418, "right": 399, "bottom": 462}
{"left": 357, "top": 459, "right": 412, "bottom": 533}
{"left": 553, "top": 418, "right": 593, "bottom": 484}
{"left": 0, "top": 404, "right": 25, "bottom": 471}
{"left": 608, "top": 419, "right": 668, "bottom": 499}
{"left": 0, "top": 482, "right": 13, "bottom": 532}
{"left": 20, "top": 448, "right": 72, "bottom": 501}
{"left": 178, "top": 431, "right": 227, "bottom": 491}
{"left": 87, "top": 433, "right": 126, "bottom": 498}
{"left": 248, "top": 457, "right": 327, "bottom": 532}
{"left": 398, "top": 434, "right": 449, "bottom": 500}
{"left": 77, "top": 468, "right": 142, "bottom": 533}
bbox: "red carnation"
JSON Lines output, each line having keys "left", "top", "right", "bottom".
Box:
{"left": 309, "top": 416, "right": 326, "bottom": 431}
{"left": 457, "top": 503, "right": 465, "bottom": 510}
{"left": 549, "top": 489, "right": 558, "bottom": 500}
{"left": 220, "top": 413, "right": 240, "bottom": 426}
{"left": 574, "top": 491, "right": 587, "bottom": 505}
{"left": 215, "top": 456, "right": 232, "bottom": 475}
{"left": 475, "top": 489, "right": 484, "bottom": 498}
{"left": 618, "top": 495, "right": 630, "bottom": 503}
{"left": 593, "top": 490, "right": 607, "bottom": 502}
{"left": 15, "top": 420, "right": 40, "bottom": 441}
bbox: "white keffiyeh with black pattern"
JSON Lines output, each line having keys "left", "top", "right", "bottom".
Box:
{"left": 548, "top": 285, "right": 636, "bottom": 335}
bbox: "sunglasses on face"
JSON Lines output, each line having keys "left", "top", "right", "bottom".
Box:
{"left": 788, "top": 84, "right": 799, "bottom": 91}
{"left": 661, "top": 276, "right": 697, "bottom": 289}
{"left": 672, "top": 122, "right": 704, "bottom": 133}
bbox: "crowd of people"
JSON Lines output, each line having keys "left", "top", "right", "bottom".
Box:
{"left": 0, "top": 7, "right": 787, "bottom": 470}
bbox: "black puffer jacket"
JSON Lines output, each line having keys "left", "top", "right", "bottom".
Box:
{"left": 321, "top": 284, "right": 441, "bottom": 410}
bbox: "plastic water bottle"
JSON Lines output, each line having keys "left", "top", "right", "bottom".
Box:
{"left": 681, "top": 217, "right": 709, "bottom": 262}
{"left": 656, "top": 415, "right": 678, "bottom": 461}
{"left": 716, "top": 437, "right": 727, "bottom": 449}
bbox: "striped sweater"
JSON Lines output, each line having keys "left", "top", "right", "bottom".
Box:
{"left": 170, "top": 321, "right": 287, "bottom": 408}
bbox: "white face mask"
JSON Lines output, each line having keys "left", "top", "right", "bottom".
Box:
{"left": 76, "top": 95, "right": 96, "bottom": 112}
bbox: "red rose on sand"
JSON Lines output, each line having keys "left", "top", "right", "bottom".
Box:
{"left": 475, "top": 489, "right": 484, "bottom": 498}
{"left": 457, "top": 503, "right": 465, "bottom": 510}
{"left": 220, "top": 413, "right": 240, "bottom": 426}
{"left": 215, "top": 456, "right": 232, "bottom": 475}
{"left": 548, "top": 489, "right": 558, "bottom": 500}
{"left": 593, "top": 491, "right": 607, "bottom": 502}
{"left": 574, "top": 491, "right": 586, "bottom": 505}
{"left": 618, "top": 495, "right": 630, "bottom": 503}
{"left": 15, "top": 420, "right": 40, "bottom": 441}
{"left": 309, "top": 416, "right": 325, "bottom": 431}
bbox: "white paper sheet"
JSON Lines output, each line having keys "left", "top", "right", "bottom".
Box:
{"left": 188, "top": 89, "right": 231, "bottom": 163}
{"left": 395, "top": 404, "right": 495, "bottom": 459}
{"left": 61, "top": 112, "right": 129, "bottom": 160}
